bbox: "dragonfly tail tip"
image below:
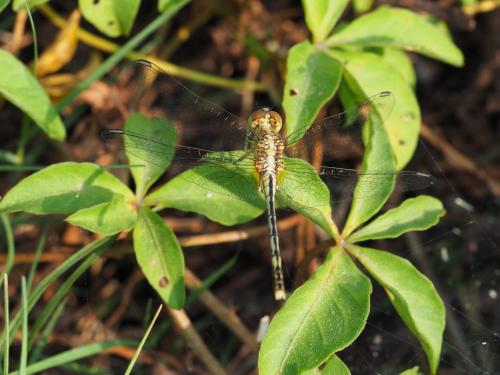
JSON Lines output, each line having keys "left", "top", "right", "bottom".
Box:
{"left": 275, "top": 290, "right": 286, "bottom": 301}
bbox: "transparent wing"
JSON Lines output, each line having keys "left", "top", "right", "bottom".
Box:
{"left": 101, "top": 129, "right": 256, "bottom": 170}
{"left": 283, "top": 161, "right": 435, "bottom": 202}
{"left": 318, "top": 166, "right": 435, "bottom": 199}
{"left": 285, "top": 91, "right": 395, "bottom": 157}
{"left": 131, "top": 60, "right": 255, "bottom": 151}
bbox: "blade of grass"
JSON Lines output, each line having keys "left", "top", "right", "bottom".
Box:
{"left": 58, "top": 362, "right": 111, "bottom": 375}
{"left": 0, "top": 235, "right": 116, "bottom": 350}
{"left": 8, "top": 339, "right": 137, "bottom": 375}
{"left": 29, "top": 300, "right": 66, "bottom": 362}
{"left": 26, "top": 226, "right": 47, "bottom": 293}
{"left": 25, "top": 2, "right": 38, "bottom": 68}
{"left": 53, "top": 2, "right": 192, "bottom": 112}
{"left": 28, "top": 248, "right": 106, "bottom": 348}
{"left": 124, "top": 304, "right": 163, "bottom": 375}
{"left": 15, "top": 2, "right": 39, "bottom": 164}
{"left": 147, "top": 256, "right": 238, "bottom": 349}
{"left": 20, "top": 277, "right": 28, "bottom": 375}
{"left": 187, "top": 254, "right": 238, "bottom": 303}
{"left": 0, "top": 214, "right": 15, "bottom": 290}
{"left": 142, "top": 299, "right": 153, "bottom": 329}
{"left": 37, "top": 4, "right": 266, "bottom": 92}
{"left": 3, "top": 274, "right": 9, "bottom": 375}
{"left": 0, "top": 149, "right": 22, "bottom": 164}
{"left": 168, "top": 308, "right": 227, "bottom": 374}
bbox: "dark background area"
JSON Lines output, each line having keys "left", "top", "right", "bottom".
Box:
{"left": 0, "top": 1, "right": 499, "bottom": 374}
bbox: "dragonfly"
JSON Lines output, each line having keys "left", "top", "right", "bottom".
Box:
{"left": 102, "top": 60, "right": 435, "bottom": 301}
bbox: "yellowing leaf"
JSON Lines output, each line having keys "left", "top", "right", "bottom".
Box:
{"left": 36, "top": 10, "right": 80, "bottom": 77}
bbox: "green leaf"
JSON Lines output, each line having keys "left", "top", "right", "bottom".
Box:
{"left": 12, "top": 0, "right": 48, "bottom": 11}
{"left": 349, "top": 246, "right": 445, "bottom": 374}
{"left": 158, "top": 0, "right": 190, "bottom": 13}
{"left": 0, "top": 162, "right": 133, "bottom": 215}
{"left": 145, "top": 151, "right": 266, "bottom": 226}
{"left": 0, "top": 49, "right": 65, "bottom": 141}
{"left": 333, "top": 50, "right": 420, "bottom": 169}
{"left": 302, "top": 355, "right": 351, "bottom": 375}
{"left": 1, "top": 0, "right": 11, "bottom": 13}
{"left": 400, "top": 366, "right": 422, "bottom": 375}
{"left": 301, "top": 0, "right": 349, "bottom": 42}
{"left": 123, "top": 114, "right": 177, "bottom": 199}
{"left": 349, "top": 195, "right": 445, "bottom": 243}
{"left": 279, "top": 157, "right": 335, "bottom": 237}
{"left": 114, "top": 0, "right": 141, "bottom": 35}
{"left": 352, "top": 0, "right": 373, "bottom": 14}
{"left": 66, "top": 194, "right": 137, "bottom": 235}
{"left": 327, "top": 6, "right": 464, "bottom": 67}
{"left": 79, "top": 0, "right": 140, "bottom": 37}
{"left": 380, "top": 47, "right": 416, "bottom": 88}
{"left": 8, "top": 339, "right": 137, "bottom": 375}
{"left": 283, "top": 41, "right": 342, "bottom": 143}
{"left": 321, "top": 355, "right": 351, "bottom": 374}
{"left": 133, "top": 207, "right": 185, "bottom": 308}
{"left": 258, "top": 247, "right": 371, "bottom": 374}
{"left": 342, "top": 111, "right": 395, "bottom": 237}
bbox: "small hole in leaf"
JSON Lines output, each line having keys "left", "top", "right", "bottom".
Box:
{"left": 399, "top": 139, "right": 406, "bottom": 145}
{"left": 93, "top": 0, "right": 99, "bottom": 4}
{"left": 159, "top": 276, "right": 169, "bottom": 288}
{"left": 108, "top": 20, "right": 115, "bottom": 26}
{"left": 289, "top": 88, "right": 300, "bottom": 96}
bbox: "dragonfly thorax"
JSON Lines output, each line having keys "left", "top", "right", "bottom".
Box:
{"left": 255, "top": 133, "right": 285, "bottom": 192}
{"left": 250, "top": 108, "right": 283, "bottom": 135}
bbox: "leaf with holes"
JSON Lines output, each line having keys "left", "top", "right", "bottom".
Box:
{"left": 79, "top": 0, "right": 140, "bottom": 37}
{"left": 283, "top": 41, "right": 342, "bottom": 142}
{"left": 133, "top": 207, "right": 185, "bottom": 308}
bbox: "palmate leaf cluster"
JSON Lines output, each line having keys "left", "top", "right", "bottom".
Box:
{"left": 0, "top": 0, "right": 463, "bottom": 374}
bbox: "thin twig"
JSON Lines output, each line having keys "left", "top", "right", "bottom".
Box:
{"left": 6, "top": 10, "right": 28, "bottom": 54}
{"left": 178, "top": 213, "right": 303, "bottom": 247}
{"left": 0, "top": 215, "right": 304, "bottom": 265}
{"left": 420, "top": 123, "right": 500, "bottom": 196}
{"left": 294, "top": 238, "right": 335, "bottom": 281}
{"left": 168, "top": 307, "right": 227, "bottom": 375}
{"left": 184, "top": 268, "right": 258, "bottom": 352}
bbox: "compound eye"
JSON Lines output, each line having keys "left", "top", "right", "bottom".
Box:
{"left": 250, "top": 109, "right": 268, "bottom": 122}
{"left": 268, "top": 111, "right": 283, "bottom": 126}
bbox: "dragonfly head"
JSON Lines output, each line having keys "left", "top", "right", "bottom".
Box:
{"left": 250, "top": 107, "right": 283, "bottom": 135}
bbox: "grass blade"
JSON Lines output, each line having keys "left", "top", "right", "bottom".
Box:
{"left": 0, "top": 214, "right": 15, "bottom": 290}
{"left": 0, "top": 236, "right": 116, "bottom": 350}
{"left": 8, "top": 339, "right": 137, "bottom": 375}
{"left": 20, "top": 277, "right": 28, "bottom": 375}
{"left": 124, "top": 304, "right": 163, "bottom": 375}
{"left": 3, "top": 274, "right": 9, "bottom": 375}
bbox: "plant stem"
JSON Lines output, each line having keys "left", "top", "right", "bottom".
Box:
{"left": 37, "top": 4, "right": 267, "bottom": 92}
